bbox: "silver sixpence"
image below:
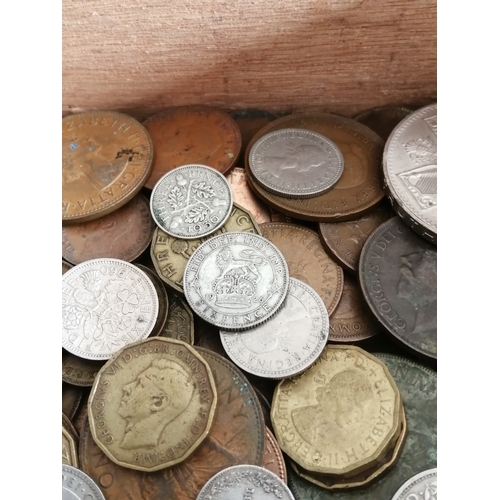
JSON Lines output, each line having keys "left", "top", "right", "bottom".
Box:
{"left": 62, "top": 259, "right": 159, "bottom": 360}
{"left": 196, "top": 464, "right": 294, "bottom": 500}
{"left": 62, "top": 464, "right": 106, "bottom": 500}
{"left": 383, "top": 104, "right": 437, "bottom": 244}
{"left": 391, "top": 468, "right": 437, "bottom": 500}
{"left": 220, "top": 278, "right": 329, "bottom": 378}
{"left": 183, "top": 232, "right": 289, "bottom": 330}
{"left": 248, "top": 128, "right": 344, "bottom": 198}
{"left": 150, "top": 164, "right": 233, "bottom": 239}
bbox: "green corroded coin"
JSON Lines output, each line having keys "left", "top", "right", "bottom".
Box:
{"left": 288, "top": 353, "right": 436, "bottom": 499}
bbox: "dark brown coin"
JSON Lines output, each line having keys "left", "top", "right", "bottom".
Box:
{"left": 62, "top": 349, "right": 104, "bottom": 387}
{"left": 260, "top": 223, "right": 343, "bottom": 315}
{"left": 62, "top": 382, "right": 83, "bottom": 420}
{"left": 230, "top": 109, "right": 277, "bottom": 155}
{"left": 71, "top": 389, "right": 89, "bottom": 438}
{"left": 328, "top": 273, "right": 379, "bottom": 343}
{"left": 318, "top": 202, "right": 393, "bottom": 274}
{"left": 143, "top": 105, "right": 242, "bottom": 190}
{"left": 194, "top": 315, "right": 228, "bottom": 359}
{"left": 62, "top": 260, "right": 73, "bottom": 275}
{"left": 354, "top": 105, "right": 415, "bottom": 142}
{"left": 62, "top": 111, "right": 154, "bottom": 223}
{"left": 359, "top": 217, "right": 437, "bottom": 360}
{"left": 262, "top": 426, "right": 287, "bottom": 484}
{"left": 62, "top": 192, "right": 155, "bottom": 264}
{"left": 157, "top": 289, "right": 195, "bottom": 344}
{"left": 135, "top": 264, "right": 169, "bottom": 337}
{"left": 244, "top": 113, "right": 385, "bottom": 221}
{"left": 80, "top": 348, "right": 265, "bottom": 499}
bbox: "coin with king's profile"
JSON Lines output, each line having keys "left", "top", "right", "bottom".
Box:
{"left": 88, "top": 337, "right": 217, "bottom": 472}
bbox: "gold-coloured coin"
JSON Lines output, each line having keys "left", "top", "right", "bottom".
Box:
{"left": 150, "top": 203, "right": 262, "bottom": 294}
{"left": 88, "top": 337, "right": 217, "bottom": 472}
{"left": 271, "top": 345, "right": 401, "bottom": 477}
{"left": 62, "top": 413, "right": 79, "bottom": 467}
{"left": 62, "top": 111, "right": 154, "bottom": 223}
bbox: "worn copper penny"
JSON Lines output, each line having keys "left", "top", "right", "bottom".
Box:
{"left": 319, "top": 202, "right": 393, "bottom": 274}
{"left": 260, "top": 223, "right": 343, "bottom": 315}
{"left": 359, "top": 217, "right": 437, "bottom": 360}
{"left": 143, "top": 105, "right": 241, "bottom": 190}
{"left": 62, "top": 192, "right": 155, "bottom": 265}
{"left": 62, "top": 349, "right": 104, "bottom": 387}
{"left": 328, "top": 273, "right": 379, "bottom": 343}
{"left": 354, "top": 105, "right": 415, "bottom": 142}
{"left": 156, "top": 289, "right": 195, "bottom": 344}
{"left": 62, "top": 111, "right": 154, "bottom": 223}
{"left": 151, "top": 203, "right": 262, "bottom": 294}
{"left": 262, "top": 427, "right": 287, "bottom": 483}
{"left": 62, "top": 382, "right": 82, "bottom": 420}
{"left": 244, "top": 113, "right": 384, "bottom": 221}
{"left": 71, "top": 390, "right": 89, "bottom": 438}
{"left": 80, "top": 348, "right": 265, "bottom": 499}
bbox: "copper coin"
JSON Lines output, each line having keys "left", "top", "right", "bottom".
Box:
{"left": 230, "top": 109, "right": 277, "bottom": 154}
{"left": 359, "top": 217, "right": 437, "bottom": 360}
{"left": 62, "top": 349, "right": 104, "bottom": 387}
{"left": 62, "top": 192, "right": 155, "bottom": 264}
{"left": 72, "top": 390, "right": 89, "bottom": 438}
{"left": 62, "top": 111, "right": 154, "bottom": 223}
{"left": 319, "top": 202, "right": 394, "bottom": 274}
{"left": 244, "top": 113, "right": 385, "bottom": 221}
{"left": 143, "top": 105, "right": 241, "bottom": 190}
{"left": 328, "top": 273, "right": 379, "bottom": 343}
{"left": 62, "top": 382, "right": 82, "bottom": 420}
{"left": 260, "top": 223, "right": 343, "bottom": 315}
{"left": 79, "top": 348, "right": 265, "bottom": 499}
{"left": 354, "top": 105, "right": 415, "bottom": 142}
{"left": 157, "top": 289, "right": 195, "bottom": 344}
{"left": 262, "top": 427, "right": 287, "bottom": 483}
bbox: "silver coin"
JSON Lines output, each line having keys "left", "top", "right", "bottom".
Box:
{"left": 220, "top": 278, "right": 328, "bottom": 378}
{"left": 183, "top": 232, "right": 289, "bottom": 330}
{"left": 196, "top": 464, "right": 294, "bottom": 500}
{"left": 383, "top": 104, "right": 437, "bottom": 244}
{"left": 62, "top": 464, "right": 106, "bottom": 500}
{"left": 248, "top": 128, "right": 344, "bottom": 198}
{"left": 62, "top": 259, "right": 159, "bottom": 360}
{"left": 391, "top": 468, "right": 437, "bottom": 500}
{"left": 150, "top": 164, "right": 233, "bottom": 239}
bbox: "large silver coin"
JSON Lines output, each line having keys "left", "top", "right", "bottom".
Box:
{"left": 391, "top": 468, "right": 437, "bottom": 500}
{"left": 183, "top": 232, "right": 289, "bottom": 330}
{"left": 196, "top": 464, "right": 294, "bottom": 500}
{"left": 248, "top": 128, "right": 344, "bottom": 198}
{"left": 62, "top": 259, "right": 159, "bottom": 360}
{"left": 383, "top": 104, "right": 437, "bottom": 244}
{"left": 220, "top": 278, "right": 329, "bottom": 378}
{"left": 62, "top": 464, "right": 106, "bottom": 500}
{"left": 150, "top": 164, "right": 233, "bottom": 239}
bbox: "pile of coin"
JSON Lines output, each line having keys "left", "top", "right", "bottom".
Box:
{"left": 62, "top": 104, "right": 437, "bottom": 499}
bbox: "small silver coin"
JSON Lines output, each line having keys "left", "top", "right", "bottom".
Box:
{"left": 150, "top": 164, "right": 233, "bottom": 239}
{"left": 62, "top": 259, "right": 159, "bottom": 360}
{"left": 391, "top": 468, "right": 437, "bottom": 500}
{"left": 220, "top": 278, "right": 329, "bottom": 378}
{"left": 383, "top": 103, "right": 437, "bottom": 244}
{"left": 62, "top": 464, "right": 106, "bottom": 500}
{"left": 196, "top": 464, "right": 295, "bottom": 500}
{"left": 183, "top": 232, "right": 289, "bottom": 330}
{"left": 248, "top": 128, "right": 344, "bottom": 198}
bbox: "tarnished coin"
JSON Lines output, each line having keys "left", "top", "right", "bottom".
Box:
{"left": 143, "top": 106, "right": 242, "bottom": 190}
{"left": 248, "top": 128, "right": 344, "bottom": 198}
{"left": 80, "top": 348, "right": 265, "bottom": 499}
{"left": 62, "top": 260, "right": 73, "bottom": 275}
{"left": 62, "top": 382, "right": 82, "bottom": 419}
{"left": 271, "top": 345, "right": 401, "bottom": 476}
{"left": 183, "top": 232, "right": 289, "bottom": 330}
{"left": 62, "top": 192, "right": 155, "bottom": 264}
{"left": 150, "top": 164, "right": 233, "bottom": 240}
{"left": 383, "top": 103, "right": 437, "bottom": 243}
{"left": 328, "top": 274, "right": 379, "bottom": 343}
{"left": 225, "top": 167, "right": 272, "bottom": 224}
{"left": 354, "top": 105, "right": 415, "bottom": 142}
{"left": 62, "top": 259, "right": 159, "bottom": 360}
{"left": 231, "top": 109, "right": 277, "bottom": 153}
{"left": 88, "top": 337, "right": 217, "bottom": 472}
{"left": 62, "top": 414, "right": 79, "bottom": 467}
{"left": 157, "top": 289, "right": 195, "bottom": 344}
{"left": 196, "top": 465, "right": 294, "bottom": 500}
{"left": 391, "top": 468, "right": 437, "bottom": 500}
{"left": 260, "top": 223, "right": 343, "bottom": 315}
{"left": 262, "top": 427, "right": 287, "bottom": 483}
{"left": 151, "top": 203, "right": 261, "bottom": 294}
{"left": 359, "top": 217, "right": 437, "bottom": 359}
{"left": 318, "top": 202, "right": 393, "bottom": 274}
{"left": 287, "top": 353, "right": 436, "bottom": 500}
{"left": 245, "top": 113, "right": 384, "bottom": 221}
{"left": 62, "top": 111, "right": 154, "bottom": 223}
{"left": 62, "top": 350, "right": 104, "bottom": 387}
{"left": 220, "top": 278, "right": 329, "bottom": 379}
{"left": 62, "top": 464, "right": 106, "bottom": 500}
